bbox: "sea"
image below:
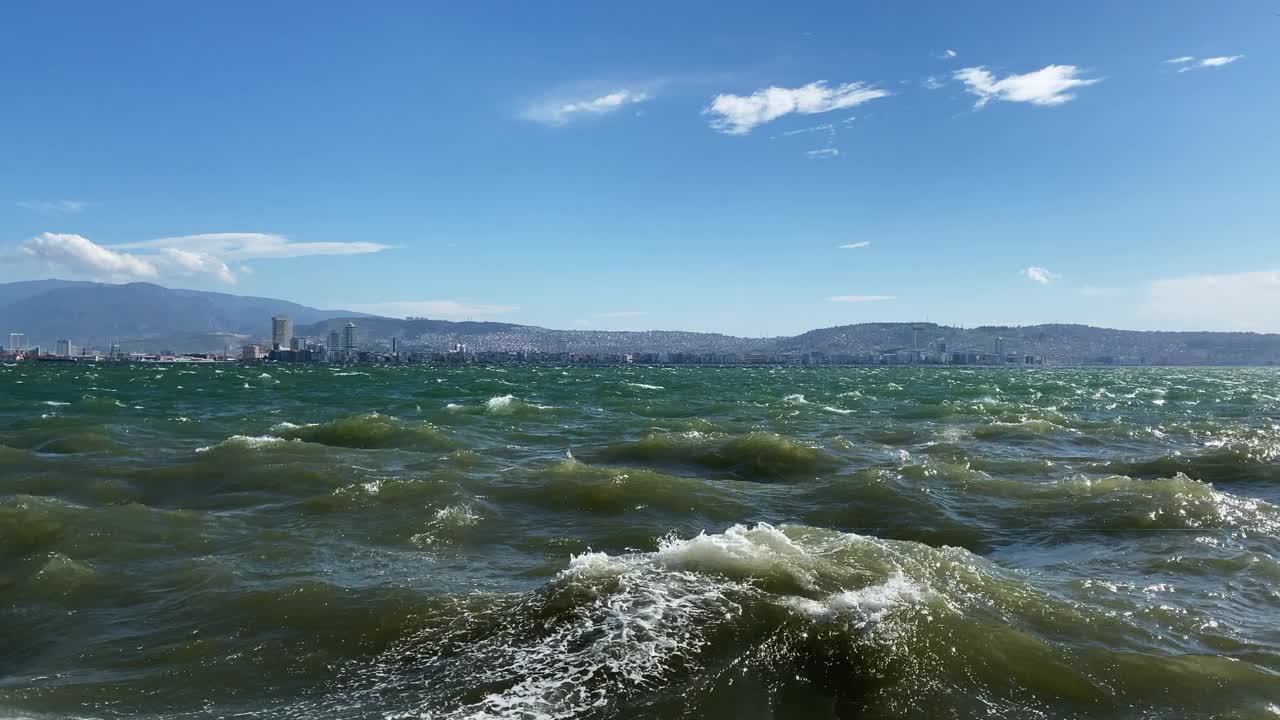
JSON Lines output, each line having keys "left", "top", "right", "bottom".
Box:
{"left": 2, "top": 363, "right": 1278, "bottom": 719}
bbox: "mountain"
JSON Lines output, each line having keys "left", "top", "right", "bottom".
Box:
{"left": 0, "top": 281, "right": 367, "bottom": 349}
{"left": 0, "top": 279, "right": 100, "bottom": 307}
{"left": 5, "top": 280, "right": 1280, "bottom": 364}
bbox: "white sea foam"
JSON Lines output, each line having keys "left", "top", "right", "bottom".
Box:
{"left": 485, "top": 394, "right": 516, "bottom": 412}
{"left": 196, "top": 435, "right": 290, "bottom": 453}
{"left": 626, "top": 382, "right": 665, "bottom": 390}
{"left": 437, "top": 523, "right": 931, "bottom": 720}
{"left": 783, "top": 393, "right": 810, "bottom": 405}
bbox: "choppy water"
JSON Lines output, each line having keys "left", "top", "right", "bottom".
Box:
{"left": 2, "top": 364, "right": 1279, "bottom": 719}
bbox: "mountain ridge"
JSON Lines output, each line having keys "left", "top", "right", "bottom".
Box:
{"left": 3, "top": 280, "right": 1279, "bottom": 365}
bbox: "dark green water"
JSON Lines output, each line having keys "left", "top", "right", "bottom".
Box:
{"left": 2, "top": 364, "right": 1279, "bottom": 719}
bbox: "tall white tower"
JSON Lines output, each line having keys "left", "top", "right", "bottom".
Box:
{"left": 342, "top": 322, "right": 358, "bottom": 352}
{"left": 271, "top": 315, "right": 293, "bottom": 351}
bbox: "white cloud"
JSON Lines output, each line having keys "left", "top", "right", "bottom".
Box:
{"left": 781, "top": 123, "right": 835, "bottom": 136}
{"left": 10, "top": 231, "right": 386, "bottom": 285}
{"left": 705, "top": 81, "right": 890, "bottom": 135}
{"left": 1198, "top": 55, "right": 1243, "bottom": 68}
{"left": 829, "top": 294, "right": 896, "bottom": 302}
{"left": 347, "top": 300, "right": 519, "bottom": 319}
{"left": 806, "top": 148, "right": 839, "bottom": 159}
{"left": 1140, "top": 269, "right": 1280, "bottom": 331}
{"left": 1170, "top": 55, "right": 1244, "bottom": 73}
{"left": 17, "top": 199, "right": 90, "bottom": 214}
{"left": 838, "top": 241, "right": 870, "bottom": 249}
{"left": 16, "top": 232, "right": 233, "bottom": 284}
{"left": 521, "top": 89, "right": 650, "bottom": 126}
{"left": 954, "top": 65, "right": 1101, "bottom": 108}
{"left": 158, "top": 248, "right": 236, "bottom": 284}
{"left": 922, "top": 75, "right": 946, "bottom": 90}
{"left": 18, "top": 233, "right": 159, "bottom": 283}
{"left": 943, "top": 49, "right": 958, "bottom": 59}
{"left": 114, "top": 232, "right": 390, "bottom": 260}
{"left": 1023, "top": 266, "right": 1061, "bottom": 284}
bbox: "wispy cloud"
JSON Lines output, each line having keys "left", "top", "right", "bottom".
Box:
{"left": 705, "top": 80, "right": 890, "bottom": 135}
{"left": 829, "top": 294, "right": 896, "bottom": 302}
{"left": 16, "top": 232, "right": 235, "bottom": 284}
{"left": 1198, "top": 55, "right": 1242, "bottom": 67}
{"left": 114, "top": 233, "right": 390, "bottom": 261}
{"left": 521, "top": 88, "right": 651, "bottom": 126}
{"left": 347, "top": 300, "right": 519, "bottom": 319}
{"left": 922, "top": 75, "right": 946, "bottom": 90}
{"left": 838, "top": 241, "right": 870, "bottom": 249}
{"left": 941, "top": 49, "right": 958, "bottom": 59}
{"left": 1169, "top": 55, "right": 1244, "bottom": 73}
{"left": 954, "top": 65, "right": 1101, "bottom": 108}
{"left": 1023, "top": 266, "right": 1061, "bottom": 284}
{"left": 805, "top": 148, "right": 839, "bottom": 159}
{"left": 781, "top": 123, "right": 835, "bottom": 137}
{"left": 1140, "top": 269, "right": 1280, "bottom": 331}
{"left": 17, "top": 199, "right": 90, "bottom": 214}
{"left": 10, "top": 231, "right": 390, "bottom": 285}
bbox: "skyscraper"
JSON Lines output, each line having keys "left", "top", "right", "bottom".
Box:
{"left": 8, "top": 332, "right": 25, "bottom": 351}
{"left": 56, "top": 339, "right": 72, "bottom": 356}
{"left": 271, "top": 315, "right": 293, "bottom": 351}
{"left": 328, "top": 329, "right": 341, "bottom": 353}
{"left": 342, "top": 322, "right": 358, "bottom": 353}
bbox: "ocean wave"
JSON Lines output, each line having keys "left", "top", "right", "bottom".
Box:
{"left": 447, "top": 395, "right": 556, "bottom": 416}
{"left": 328, "top": 523, "right": 1280, "bottom": 719}
{"left": 599, "top": 431, "right": 837, "bottom": 480}
{"left": 196, "top": 435, "right": 295, "bottom": 453}
{"left": 278, "top": 413, "right": 454, "bottom": 450}
{"left": 897, "top": 462, "right": 1280, "bottom": 533}
{"left": 1102, "top": 437, "right": 1280, "bottom": 485}
{"left": 487, "top": 455, "right": 747, "bottom": 519}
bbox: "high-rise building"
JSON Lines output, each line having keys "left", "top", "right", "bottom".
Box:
{"left": 271, "top": 315, "right": 293, "bottom": 351}
{"left": 290, "top": 336, "right": 307, "bottom": 351}
{"left": 342, "top": 322, "right": 358, "bottom": 352}
{"left": 56, "top": 339, "right": 72, "bottom": 356}
{"left": 8, "top": 332, "right": 26, "bottom": 351}
{"left": 328, "top": 329, "right": 341, "bottom": 352}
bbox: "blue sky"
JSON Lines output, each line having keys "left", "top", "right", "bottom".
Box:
{"left": 2, "top": 1, "right": 1276, "bottom": 335}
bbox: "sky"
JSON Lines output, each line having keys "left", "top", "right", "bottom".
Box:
{"left": 1, "top": 1, "right": 1277, "bottom": 336}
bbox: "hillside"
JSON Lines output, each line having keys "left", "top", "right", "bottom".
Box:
{"left": 0, "top": 281, "right": 366, "bottom": 349}
{"left": 4, "top": 280, "right": 1280, "bottom": 364}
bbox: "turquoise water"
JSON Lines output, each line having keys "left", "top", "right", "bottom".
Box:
{"left": 2, "top": 364, "right": 1279, "bottom": 718}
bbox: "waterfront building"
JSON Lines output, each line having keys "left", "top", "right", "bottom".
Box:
{"left": 342, "top": 322, "right": 358, "bottom": 352}
{"left": 8, "top": 332, "right": 26, "bottom": 351}
{"left": 271, "top": 315, "right": 293, "bottom": 350}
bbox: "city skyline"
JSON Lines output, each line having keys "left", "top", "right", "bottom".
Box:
{"left": 1, "top": 2, "right": 1276, "bottom": 335}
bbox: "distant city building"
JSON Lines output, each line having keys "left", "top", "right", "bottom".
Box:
{"left": 342, "top": 322, "right": 358, "bottom": 352}
{"left": 241, "top": 344, "right": 264, "bottom": 361}
{"left": 8, "top": 332, "right": 26, "bottom": 351}
{"left": 55, "top": 339, "right": 72, "bottom": 356}
{"left": 290, "top": 336, "right": 308, "bottom": 351}
{"left": 271, "top": 315, "right": 293, "bottom": 351}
